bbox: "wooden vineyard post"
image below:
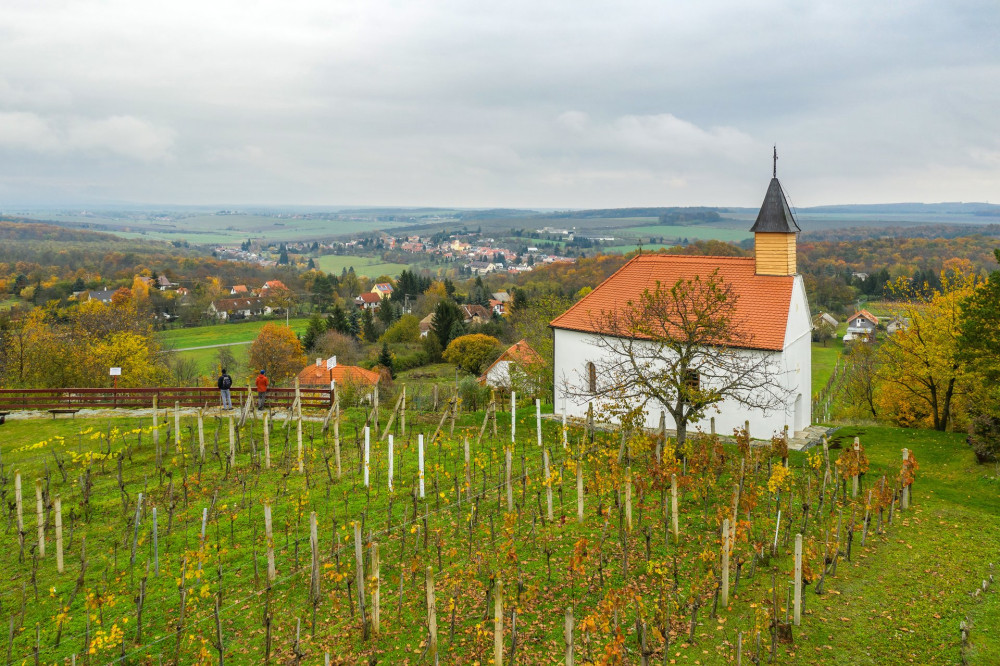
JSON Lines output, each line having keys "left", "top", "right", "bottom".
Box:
{"left": 297, "top": 409, "right": 304, "bottom": 474}
{"left": 544, "top": 449, "right": 554, "bottom": 522}
{"left": 263, "top": 412, "right": 270, "bottom": 469}
{"left": 388, "top": 435, "right": 394, "bottom": 492}
{"left": 54, "top": 495, "right": 63, "bottom": 573}
{"left": 426, "top": 567, "right": 438, "bottom": 665}
{"left": 464, "top": 437, "right": 471, "bottom": 491}
{"left": 505, "top": 448, "right": 513, "bottom": 512}
{"left": 510, "top": 391, "right": 516, "bottom": 443}
{"left": 14, "top": 471, "right": 22, "bottom": 549}
{"left": 35, "top": 479, "right": 44, "bottom": 557}
{"left": 152, "top": 394, "right": 159, "bottom": 449}
{"left": 364, "top": 427, "right": 370, "bottom": 487}
{"left": 657, "top": 411, "right": 666, "bottom": 462}
{"left": 334, "top": 400, "right": 342, "bottom": 479}
{"left": 625, "top": 467, "right": 633, "bottom": 531}
{"left": 400, "top": 385, "right": 406, "bottom": 437}
{"left": 671, "top": 474, "right": 679, "bottom": 544}
{"left": 793, "top": 534, "right": 803, "bottom": 626}
{"left": 152, "top": 507, "right": 159, "bottom": 575}
{"left": 174, "top": 402, "right": 181, "bottom": 452}
{"left": 535, "top": 399, "right": 542, "bottom": 448}
{"left": 852, "top": 438, "right": 860, "bottom": 497}
{"left": 418, "top": 434, "right": 426, "bottom": 499}
{"left": 353, "top": 522, "right": 368, "bottom": 638}
{"left": 310, "top": 512, "right": 320, "bottom": 628}
{"left": 228, "top": 416, "right": 236, "bottom": 467}
{"left": 565, "top": 607, "right": 574, "bottom": 666}
{"left": 721, "top": 518, "right": 730, "bottom": 607}
{"left": 197, "top": 409, "right": 205, "bottom": 461}
{"left": 264, "top": 503, "right": 275, "bottom": 583}
{"left": 561, "top": 400, "right": 568, "bottom": 449}
{"left": 577, "top": 458, "right": 585, "bottom": 523}
{"left": 494, "top": 578, "right": 503, "bottom": 666}
{"left": 372, "top": 543, "right": 380, "bottom": 635}
{"left": 901, "top": 448, "right": 910, "bottom": 510}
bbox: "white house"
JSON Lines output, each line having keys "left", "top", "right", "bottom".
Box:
{"left": 479, "top": 339, "right": 543, "bottom": 391}
{"left": 550, "top": 172, "right": 812, "bottom": 440}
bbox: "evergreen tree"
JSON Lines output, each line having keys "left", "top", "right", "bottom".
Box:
{"left": 431, "top": 299, "right": 464, "bottom": 349}
{"left": 326, "top": 304, "right": 351, "bottom": 335}
{"left": 377, "top": 342, "right": 395, "bottom": 378}
{"left": 277, "top": 243, "right": 289, "bottom": 265}
{"left": 301, "top": 314, "right": 327, "bottom": 351}
{"left": 361, "top": 307, "right": 378, "bottom": 342}
{"left": 377, "top": 296, "right": 396, "bottom": 328}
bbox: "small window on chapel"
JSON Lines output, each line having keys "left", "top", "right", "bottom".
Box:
{"left": 587, "top": 362, "right": 597, "bottom": 394}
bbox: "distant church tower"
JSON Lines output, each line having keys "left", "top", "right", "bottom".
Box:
{"left": 750, "top": 148, "right": 801, "bottom": 276}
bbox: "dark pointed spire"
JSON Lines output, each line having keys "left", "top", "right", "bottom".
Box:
{"left": 750, "top": 149, "right": 800, "bottom": 233}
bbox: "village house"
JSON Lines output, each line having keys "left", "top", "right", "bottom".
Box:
{"left": 550, "top": 170, "right": 812, "bottom": 439}
{"left": 297, "top": 356, "right": 380, "bottom": 389}
{"left": 230, "top": 285, "right": 249, "bottom": 295}
{"left": 355, "top": 292, "right": 382, "bottom": 310}
{"left": 843, "top": 309, "right": 878, "bottom": 342}
{"left": 208, "top": 297, "right": 271, "bottom": 320}
{"left": 479, "top": 339, "right": 544, "bottom": 391}
{"left": 371, "top": 283, "right": 394, "bottom": 298}
{"left": 260, "top": 280, "right": 288, "bottom": 292}
{"left": 813, "top": 312, "right": 838, "bottom": 329}
{"left": 85, "top": 289, "right": 117, "bottom": 304}
{"left": 460, "top": 304, "right": 492, "bottom": 325}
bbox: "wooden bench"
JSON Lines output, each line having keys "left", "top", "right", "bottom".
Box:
{"left": 48, "top": 409, "right": 80, "bottom": 419}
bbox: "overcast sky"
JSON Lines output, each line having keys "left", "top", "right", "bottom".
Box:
{"left": 0, "top": 0, "right": 997, "bottom": 208}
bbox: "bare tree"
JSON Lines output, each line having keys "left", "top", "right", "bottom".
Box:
{"left": 564, "top": 270, "right": 791, "bottom": 446}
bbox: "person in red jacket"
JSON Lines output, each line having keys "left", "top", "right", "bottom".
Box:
{"left": 255, "top": 370, "right": 269, "bottom": 410}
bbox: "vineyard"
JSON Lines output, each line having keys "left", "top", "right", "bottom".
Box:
{"left": 0, "top": 391, "right": 995, "bottom": 665}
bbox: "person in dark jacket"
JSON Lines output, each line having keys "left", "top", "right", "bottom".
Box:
{"left": 218, "top": 368, "right": 233, "bottom": 409}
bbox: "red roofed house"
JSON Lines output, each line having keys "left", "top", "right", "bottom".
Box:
{"left": 550, "top": 169, "right": 812, "bottom": 439}
{"left": 297, "top": 356, "right": 381, "bottom": 389}
{"left": 479, "top": 339, "right": 544, "bottom": 391}
{"left": 355, "top": 292, "right": 383, "bottom": 310}
{"left": 843, "top": 309, "right": 878, "bottom": 342}
{"left": 261, "top": 280, "right": 288, "bottom": 292}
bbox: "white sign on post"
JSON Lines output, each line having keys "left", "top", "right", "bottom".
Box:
{"left": 326, "top": 356, "right": 337, "bottom": 370}
{"left": 109, "top": 367, "right": 122, "bottom": 376}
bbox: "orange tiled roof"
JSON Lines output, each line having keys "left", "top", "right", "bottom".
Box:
{"left": 549, "top": 254, "right": 794, "bottom": 351}
{"left": 478, "top": 339, "right": 544, "bottom": 383}
{"left": 297, "top": 363, "right": 380, "bottom": 387}
{"left": 849, "top": 309, "right": 878, "bottom": 325}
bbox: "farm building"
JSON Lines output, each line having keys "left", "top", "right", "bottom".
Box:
{"left": 550, "top": 171, "right": 812, "bottom": 440}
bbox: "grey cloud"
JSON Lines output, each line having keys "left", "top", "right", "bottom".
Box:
{"left": 0, "top": 0, "right": 997, "bottom": 207}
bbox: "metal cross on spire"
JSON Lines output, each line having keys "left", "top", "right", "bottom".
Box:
{"left": 773, "top": 145, "right": 778, "bottom": 178}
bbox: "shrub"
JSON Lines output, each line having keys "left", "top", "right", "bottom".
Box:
{"left": 442, "top": 333, "right": 502, "bottom": 375}
{"left": 458, "top": 376, "right": 490, "bottom": 411}
{"left": 968, "top": 411, "right": 1000, "bottom": 463}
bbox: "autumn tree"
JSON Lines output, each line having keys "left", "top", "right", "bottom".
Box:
{"left": 249, "top": 323, "right": 307, "bottom": 383}
{"left": 442, "top": 333, "right": 502, "bottom": 375}
{"left": 573, "top": 270, "right": 790, "bottom": 446}
{"left": 877, "top": 272, "right": 975, "bottom": 431}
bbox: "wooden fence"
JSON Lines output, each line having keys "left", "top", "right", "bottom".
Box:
{"left": 0, "top": 386, "right": 334, "bottom": 411}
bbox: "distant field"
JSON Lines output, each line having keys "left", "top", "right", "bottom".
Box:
{"left": 18, "top": 213, "right": 408, "bottom": 245}
{"left": 618, "top": 224, "right": 752, "bottom": 242}
{"left": 315, "top": 254, "right": 411, "bottom": 277}
{"left": 156, "top": 318, "right": 311, "bottom": 350}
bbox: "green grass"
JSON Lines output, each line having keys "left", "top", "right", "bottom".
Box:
{"left": 156, "top": 318, "right": 311, "bottom": 350}
{"left": 314, "top": 255, "right": 411, "bottom": 278}
{"left": 0, "top": 298, "right": 19, "bottom": 311}
{"left": 0, "top": 406, "right": 995, "bottom": 664}
{"left": 812, "top": 336, "right": 845, "bottom": 398}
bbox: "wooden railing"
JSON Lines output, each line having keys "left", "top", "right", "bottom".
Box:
{"left": 0, "top": 387, "right": 334, "bottom": 411}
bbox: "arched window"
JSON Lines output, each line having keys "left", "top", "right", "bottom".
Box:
{"left": 587, "top": 362, "right": 597, "bottom": 394}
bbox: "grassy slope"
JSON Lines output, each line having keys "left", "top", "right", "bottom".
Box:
{"left": 0, "top": 414, "right": 995, "bottom": 664}
{"left": 156, "top": 318, "right": 311, "bottom": 350}
{"left": 157, "top": 318, "right": 312, "bottom": 378}
{"left": 315, "top": 255, "right": 411, "bottom": 278}
{"left": 811, "top": 337, "right": 844, "bottom": 398}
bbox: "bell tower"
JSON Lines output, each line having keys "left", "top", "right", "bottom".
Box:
{"left": 751, "top": 147, "right": 800, "bottom": 276}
